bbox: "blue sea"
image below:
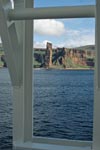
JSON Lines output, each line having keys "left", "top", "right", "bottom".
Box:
{"left": 0, "top": 68, "right": 94, "bottom": 149}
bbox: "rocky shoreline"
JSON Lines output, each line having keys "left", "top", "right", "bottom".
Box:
{"left": 34, "top": 67, "right": 94, "bottom": 70}
{"left": 0, "top": 66, "right": 94, "bottom": 71}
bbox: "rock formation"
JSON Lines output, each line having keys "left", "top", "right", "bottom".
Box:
{"left": 45, "top": 42, "right": 52, "bottom": 68}
{"left": 0, "top": 42, "right": 95, "bottom": 69}
{"left": 1, "top": 55, "right": 7, "bottom": 67}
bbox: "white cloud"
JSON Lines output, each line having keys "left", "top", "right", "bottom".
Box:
{"left": 34, "top": 40, "right": 57, "bottom": 48}
{"left": 34, "top": 40, "right": 52, "bottom": 48}
{"left": 67, "top": 29, "right": 80, "bottom": 36}
{"left": 34, "top": 30, "right": 95, "bottom": 48}
{"left": 34, "top": 29, "right": 95, "bottom": 48}
{"left": 34, "top": 28, "right": 95, "bottom": 48}
{"left": 34, "top": 20, "right": 95, "bottom": 48}
{"left": 34, "top": 19, "right": 65, "bottom": 36}
{"left": 58, "top": 29, "right": 95, "bottom": 48}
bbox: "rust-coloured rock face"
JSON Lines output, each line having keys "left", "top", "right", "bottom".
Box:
{"left": 68, "top": 49, "right": 87, "bottom": 66}
{"left": 45, "top": 43, "right": 95, "bottom": 68}
{"left": 0, "top": 42, "right": 95, "bottom": 69}
{"left": 68, "top": 49, "right": 95, "bottom": 67}
{"left": 45, "top": 42, "right": 52, "bottom": 68}
{"left": 52, "top": 47, "right": 95, "bottom": 68}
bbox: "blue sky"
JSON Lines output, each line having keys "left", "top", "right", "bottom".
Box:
{"left": 34, "top": 0, "right": 96, "bottom": 7}
{"left": 0, "top": 0, "right": 95, "bottom": 48}
{"left": 34, "top": 0, "right": 95, "bottom": 48}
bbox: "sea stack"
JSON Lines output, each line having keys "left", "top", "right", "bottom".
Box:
{"left": 45, "top": 42, "right": 52, "bottom": 68}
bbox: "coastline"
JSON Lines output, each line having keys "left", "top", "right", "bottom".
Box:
{"left": 34, "top": 67, "right": 94, "bottom": 70}
{"left": 0, "top": 66, "right": 94, "bottom": 70}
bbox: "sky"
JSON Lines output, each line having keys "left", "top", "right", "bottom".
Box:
{"left": 34, "top": 0, "right": 96, "bottom": 7}
{"left": 34, "top": 0, "right": 95, "bottom": 48}
{"left": 0, "top": 0, "right": 96, "bottom": 49}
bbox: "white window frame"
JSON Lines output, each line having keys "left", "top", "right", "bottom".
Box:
{"left": 0, "top": 0, "right": 100, "bottom": 150}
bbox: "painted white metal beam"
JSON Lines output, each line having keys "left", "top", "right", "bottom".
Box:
{"left": 13, "top": 0, "right": 33, "bottom": 144}
{"left": 32, "top": 137, "right": 92, "bottom": 147}
{"left": 0, "top": 0, "right": 21, "bottom": 86}
{"left": 13, "top": 142, "right": 91, "bottom": 150}
{"left": 23, "top": 0, "right": 33, "bottom": 142}
{"left": 8, "top": 5, "right": 95, "bottom": 20}
{"left": 93, "top": 0, "right": 100, "bottom": 150}
{"left": 13, "top": 0, "right": 25, "bottom": 144}
{"left": 0, "top": 1, "right": 98, "bottom": 150}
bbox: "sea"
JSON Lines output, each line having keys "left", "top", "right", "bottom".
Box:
{"left": 0, "top": 68, "right": 94, "bottom": 149}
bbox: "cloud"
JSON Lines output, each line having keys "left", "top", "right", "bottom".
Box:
{"left": 34, "top": 40, "right": 52, "bottom": 48}
{"left": 57, "top": 29, "right": 95, "bottom": 48}
{"left": 34, "top": 29, "right": 95, "bottom": 48}
{"left": 34, "top": 28, "right": 95, "bottom": 48}
{"left": 34, "top": 19, "right": 65, "bottom": 36}
{"left": 66, "top": 29, "right": 80, "bottom": 36}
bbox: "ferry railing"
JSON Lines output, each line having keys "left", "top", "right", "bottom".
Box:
{"left": 0, "top": 0, "right": 100, "bottom": 150}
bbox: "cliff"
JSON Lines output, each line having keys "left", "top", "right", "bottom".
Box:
{"left": 0, "top": 43, "right": 95, "bottom": 69}
{"left": 34, "top": 43, "right": 95, "bottom": 69}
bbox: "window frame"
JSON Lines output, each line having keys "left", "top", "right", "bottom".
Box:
{"left": 12, "top": 1, "right": 97, "bottom": 149}
{"left": 1, "top": 0, "right": 100, "bottom": 150}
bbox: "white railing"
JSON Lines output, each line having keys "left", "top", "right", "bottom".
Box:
{"left": 8, "top": 5, "right": 95, "bottom": 20}
{"left": 0, "top": 0, "right": 100, "bottom": 150}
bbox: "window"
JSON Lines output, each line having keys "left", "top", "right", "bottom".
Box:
{"left": 33, "top": 18, "right": 95, "bottom": 142}
{"left": 34, "top": 0, "right": 96, "bottom": 8}
{"left": 1, "top": 0, "right": 100, "bottom": 150}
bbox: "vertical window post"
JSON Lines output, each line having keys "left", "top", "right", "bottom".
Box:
{"left": 23, "top": 0, "right": 33, "bottom": 142}
{"left": 93, "top": 0, "right": 100, "bottom": 150}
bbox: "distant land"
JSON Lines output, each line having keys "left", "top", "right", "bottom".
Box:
{"left": 75, "top": 45, "right": 95, "bottom": 51}
{"left": 34, "top": 43, "right": 95, "bottom": 69}
{"left": 0, "top": 43, "right": 95, "bottom": 69}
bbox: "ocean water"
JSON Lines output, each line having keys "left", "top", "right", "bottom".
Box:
{"left": 0, "top": 69, "right": 13, "bottom": 150}
{"left": 0, "top": 68, "right": 94, "bottom": 149}
{"left": 33, "top": 69, "right": 94, "bottom": 140}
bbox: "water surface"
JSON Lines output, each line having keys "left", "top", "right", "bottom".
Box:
{"left": 0, "top": 69, "right": 94, "bottom": 149}
{"left": 33, "top": 69, "right": 94, "bottom": 141}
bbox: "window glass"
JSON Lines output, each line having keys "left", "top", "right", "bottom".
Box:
{"left": 33, "top": 18, "right": 95, "bottom": 141}
{"left": 34, "top": 0, "right": 96, "bottom": 8}
{"left": 0, "top": 43, "right": 13, "bottom": 149}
